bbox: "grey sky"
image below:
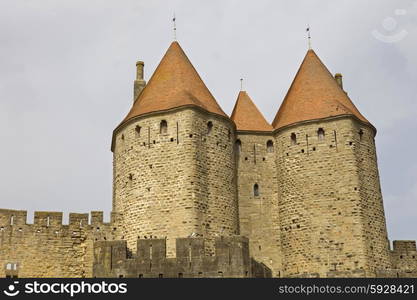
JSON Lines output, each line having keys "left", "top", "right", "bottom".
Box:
{"left": 0, "top": 0, "right": 416, "bottom": 242}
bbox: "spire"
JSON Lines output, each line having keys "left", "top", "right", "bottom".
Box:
{"left": 231, "top": 91, "right": 273, "bottom": 132}
{"left": 272, "top": 49, "right": 371, "bottom": 130}
{"left": 120, "top": 41, "right": 227, "bottom": 125}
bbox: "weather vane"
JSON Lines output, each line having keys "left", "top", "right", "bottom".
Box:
{"left": 306, "top": 25, "right": 311, "bottom": 49}
{"left": 172, "top": 13, "right": 177, "bottom": 41}
{"left": 240, "top": 78, "right": 244, "bottom": 91}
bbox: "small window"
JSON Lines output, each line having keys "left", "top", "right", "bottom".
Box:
{"left": 228, "top": 129, "right": 231, "bottom": 140}
{"left": 359, "top": 129, "right": 364, "bottom": 141}
{"left": 158, "top": 273, "right": 163, "bottom": 278}
{"left": 160, "top": 120, "right": 168, "bottom": 134}
{"left": 207, "top": 121, "right": 213, "bottom": 134}
{"left": 318, "top": 128, "right": 325, "bottom": 141}
{"left": 291, "top": 133, "right": 297, "bottom": 145}
{"left": 254, "top": 184, "right": 259, "bottom": 197}
{"left": 266, "top": 140, "right": 274, "bottom": 153}
{"left": 135, "top": 125, "right": 141, "bottom": 136}
{"left": 178, "top": 273, "right": 183, "bottom": 278}
{"left": 235, "top": 139, "right": 242, "bottom": 155}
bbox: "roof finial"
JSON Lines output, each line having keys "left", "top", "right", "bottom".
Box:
{"left": 172, "top": 13, "right": 177, "bottom": 41}
{"left": 240, "top": 78, "right": 243, "bottom": 91}
{"left": 306, "top": 25, "right": 312, "bottom": 49}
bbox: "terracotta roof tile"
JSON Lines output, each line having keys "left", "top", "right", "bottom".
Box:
{"left": 120, "top": 41, "right": 227, "bottom": 125}
{"left": 272, "top": 49, "right": 370, "bottom": 130}
{"left": 230, "top": 91, "right": 273, "bottom": 132}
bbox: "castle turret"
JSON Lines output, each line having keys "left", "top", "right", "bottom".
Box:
{"left": 133, "top": 61, "right": 146, "bottom": 101}
{"left": 273, "top": 49, "right": 391, "bottom": 277}
{"left": 230, "top": 91, "right": 282, "bottom": 276}
{"left": 111, "top": 42, "right": 239, "bottom": 256}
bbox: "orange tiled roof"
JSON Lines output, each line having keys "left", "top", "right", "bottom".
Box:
{"left": 230, "top": 91, "right": 273, "bottom": 132}
{"left": 121, "top": 41, "right": 227, "bottom": 124}
{"left": 272, "top": 49, "right": 370, "bottom": 130}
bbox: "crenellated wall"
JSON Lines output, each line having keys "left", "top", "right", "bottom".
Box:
{"left": 93, "top": 236, "right": 272, "bottom": 278}
{"left": 235, "top": 132, "right": 282, "bottom": 277}
{"left": 0, "top": 209, "right": 122, "bottom": 278}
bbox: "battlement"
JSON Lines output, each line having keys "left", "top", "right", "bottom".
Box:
{"left": 392, "top": 240, "right": 417, "bottom": 252}
{"left": 0, "top": 208, "right": 120, "bottom": 228}
{"left": 0, "top": 208, "right": 123, "bottom": 278}
{"left": 390, "top": 240, "right": 417, "bottom": 272}
{"left": 93, "top": 236, "right": 271, "bottom": 278}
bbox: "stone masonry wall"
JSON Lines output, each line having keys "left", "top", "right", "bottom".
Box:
{"left": 390, "top": 240, "right": 417, "bottom": 272}
{"left": 0, "top": 209, "right": 121, "bottom": 278}
{"left": 275, "top": 116, "right": 391, "bottom": 277}
{"left": 235, "top": 132, "right": 282, "bottom": 276}
{"left": 113, "top": 107, "right": 239, "bottom": 257}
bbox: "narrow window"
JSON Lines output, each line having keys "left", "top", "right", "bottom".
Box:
{"left": 266, "top": 140, "right": 274, "bottom": 153}
{"left": 228, "top": 129, "right": 231, "bottom": 141}
{"left": 359, "top": 129, "right": 364, "bottom": 141}
{"left": 235, "top": 139, "right": 242, "bottom": 155}
{"left": 135, "top": 125, "right": 141, "bottom": 136}
{"left": 46, "top": 216, "right": 50, "bottom": 227}
{"left": 318, "top": 128, "right": 325, "bottom": 141}
{"left": 254, "top": 184, "right": 260, "bottom": 197}
{"left": 178, "top": 273, "right": 183, "bottom": 278}
{"left": 291, "top": 133, "right": 297, "bottom": 145}
{"left": 207, "top": 121, "right": 213, "bottom": 135}
{"left": 10, "top": 215, "right": 14, "bottom": 226}
{"left": 160, "top": 120, "right": 168, "bottom": 134}
{"left": 158, "top": 273, "right": 163, "bottom": 278}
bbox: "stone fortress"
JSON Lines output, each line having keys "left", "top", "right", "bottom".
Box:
{"left": 0, "top": 41, "right": 416, "bottom": 278}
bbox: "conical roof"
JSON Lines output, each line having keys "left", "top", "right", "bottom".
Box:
{"left": 272, "top": 49, "right": 370, "bottom": 130}
{"left": 230, "top": 91, "right": 273, "bottom": 132}
{"left": 121, "top": 41, "right": 227, "bottom": 124}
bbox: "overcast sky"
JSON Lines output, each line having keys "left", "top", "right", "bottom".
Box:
{"left": 0, "top": 0, "right": 416, "bottom": 242}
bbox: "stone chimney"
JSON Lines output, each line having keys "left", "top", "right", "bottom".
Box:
{"left": 134, "top": 61, "right": 146, "bottom": 102}
{"left": 334, "top": 73, "right": 343, "bottom": 90}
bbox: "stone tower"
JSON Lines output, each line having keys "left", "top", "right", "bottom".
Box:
{"left": 272, "top": 49, "right": 392, "bottom": 277}
{"left": 230, "top": 91, "right": 282, "bottom": 276}
{"left": 111, "top": 42, "right": 239, "bottom": 256}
